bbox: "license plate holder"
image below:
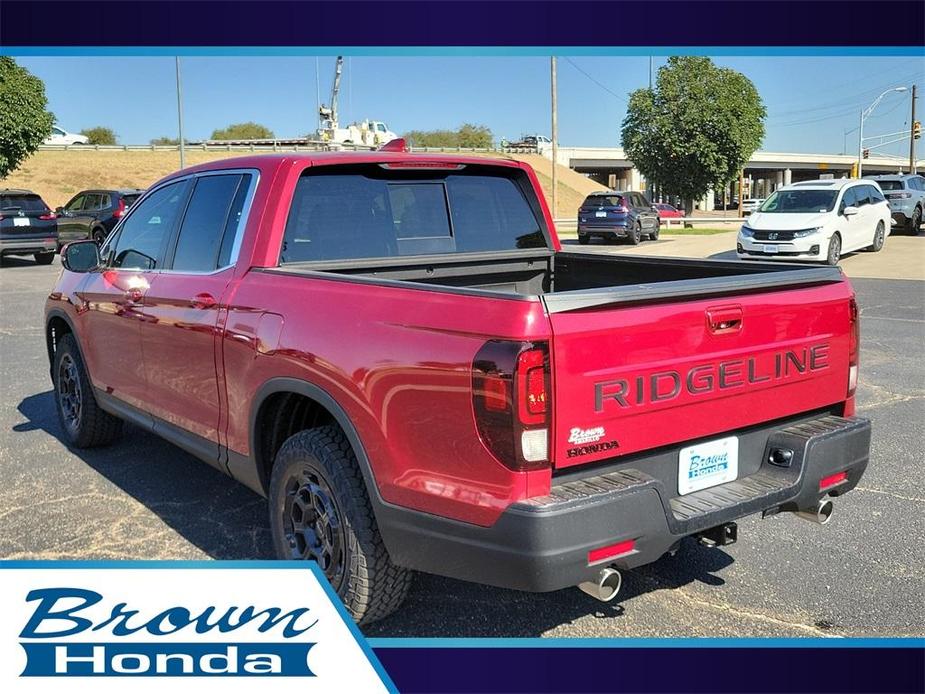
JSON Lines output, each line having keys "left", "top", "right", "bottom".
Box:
{"left": 763, "top": 244, "right": 779, "bottom": 254}
{"left": 595, "top": 211, "right": 607, "bottom": 218}
{"left": 678, "top": 436, "right": 739, "bottom": 495}
{"left": 13, "top": 218, "right": 29, "bottom": 227}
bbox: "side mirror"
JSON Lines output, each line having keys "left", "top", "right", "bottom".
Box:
{"left": 61, "top": 240, "right": 101, "bottom": 273}
{"left": 843, "top": 206, "right": 859, "bottom": 216}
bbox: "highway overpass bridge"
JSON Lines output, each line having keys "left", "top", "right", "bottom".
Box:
{"left": 554, "top": 147, "right": 923, "bottom": 209}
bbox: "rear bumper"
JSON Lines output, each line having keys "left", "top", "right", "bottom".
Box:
{"left": 0, "top": 236, "right": 57, "bottom": 255}
{"left": 578, "top": 224, "right": 629, "bottom": 238}
{"left": 377, "top": 414, "right": 870, "bottom": 592}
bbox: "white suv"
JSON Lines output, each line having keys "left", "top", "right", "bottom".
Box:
{"left": 737, "top": 179, "right": 892, "bottom": 265}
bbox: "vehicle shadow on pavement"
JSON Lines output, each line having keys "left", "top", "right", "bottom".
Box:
{"left": 15, "top": 391, "right": 273, "bottom": 560}
{"left": 365, "top": 542, "right": 734, "bottom": 637}
{"left": 16, "top": 391, "right": 735, "bottom": 637}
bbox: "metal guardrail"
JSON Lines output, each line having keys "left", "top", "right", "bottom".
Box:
{"left": 37, "top": 143, "right": 540, "bottom": 154}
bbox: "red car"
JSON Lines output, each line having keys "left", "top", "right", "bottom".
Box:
{"left": 46, "top": 150, "right": 870, "bottom": 624}
{"left": 655, "top": 202, "right": 685, "bottom": 219}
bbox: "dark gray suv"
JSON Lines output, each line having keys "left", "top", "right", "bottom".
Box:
{"left": 577, "top": 191, "right": 660, "bottom": 245}
{"left": 865, "top": 173, "right": 924, "bottom": 233}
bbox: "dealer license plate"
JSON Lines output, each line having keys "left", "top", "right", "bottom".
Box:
{"left": 13, "top": 218, "right": 29, "bottom": 227}
{"left": 678, "top": 436, "right": 738, "bottom": 495}
{"left": 595, "top": 211, "right": 607, "bottom": 218}
{"left": 763, "top": 244, "right": 778, "bottom": 254}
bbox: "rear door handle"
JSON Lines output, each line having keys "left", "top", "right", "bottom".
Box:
{"left": 191, "top": 292, "right": 217, "bottom": 309}
{"left": 706, "top": 305, "right": 743, "bottom": 334}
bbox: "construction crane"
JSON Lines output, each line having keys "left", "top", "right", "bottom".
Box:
{"left": 318, "top": 56, "right": 343, "bottom": 131}
{"left": 315, "top": 56, "right": 398, "bottom": 148}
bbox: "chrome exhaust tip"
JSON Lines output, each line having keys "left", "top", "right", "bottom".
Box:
{"left": 577, "top": 567, "right": 622, "bottom": 602}
{"left": 795, "top": 498, "right": 834, "bottom": 525}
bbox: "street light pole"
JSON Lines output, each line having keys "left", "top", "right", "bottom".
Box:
{"left": 175, "top": 57, "right": 185, "bottom": 169}
{"left": 857, "top": 86, "right": 907, "bottom": 178}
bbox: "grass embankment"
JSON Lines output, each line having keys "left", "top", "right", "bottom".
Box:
{"left": 2, "top": 149, "right": 604, "bottom": 218}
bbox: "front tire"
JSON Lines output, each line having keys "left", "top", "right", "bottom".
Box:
{"left": 269, "top": 426, "right": 413, "bottom": 625}
{"left": 910, "top": 207, "right": 922, "bottom": 235}
{"left": 867, "top": 221, "right": 885, "bottom": 252}
{"left": 53, "top": 333, "right": 122, "bottom": 447}
{"left": 34, "top": 251, "right": 55, "bottom": 265}
{"left": 825, "top": 234, "right": 841, "bottom": 266}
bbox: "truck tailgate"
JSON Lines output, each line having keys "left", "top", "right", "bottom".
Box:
{"left": 547, "top": 281, "right": 853, "bottom": 468}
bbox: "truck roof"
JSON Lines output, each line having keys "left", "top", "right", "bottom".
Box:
{"left": 178, "top": 151, "right": 524, "bottom": 175}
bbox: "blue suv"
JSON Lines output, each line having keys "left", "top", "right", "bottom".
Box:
{"left": 865, "top": 174, "right": 924, "bottom": 233}
{"left": 577, "top": 191, "right": 660, "bottom": 245}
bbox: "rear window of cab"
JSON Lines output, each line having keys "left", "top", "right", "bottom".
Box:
{"left": 279, "top": 165, "right": 548, "bottom": 263}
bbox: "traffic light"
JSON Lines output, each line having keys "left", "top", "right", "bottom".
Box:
{"left": 914, "top": 121, "right": 922, "bottom": 140}
{"left": 862, "top": 148, "right": 870, "bottom": 159}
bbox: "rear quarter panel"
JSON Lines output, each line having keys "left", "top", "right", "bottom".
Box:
{"left": 223, "top": 271, "right": 552, "bottom": 526}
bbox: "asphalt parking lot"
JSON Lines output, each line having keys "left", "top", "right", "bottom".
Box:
{"left": 1, "top": 252, "right": 923, "bottom": 638}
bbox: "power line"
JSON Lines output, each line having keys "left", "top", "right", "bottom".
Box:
{"left": 562, "top": 57, "right": 628, "bottom": 103}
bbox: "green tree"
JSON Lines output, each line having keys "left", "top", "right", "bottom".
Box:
{"left": 150, "top": 136, "right": 179, "bottom": 146}
{"left": 403, "top": 123, "right": 493, "bottom": 148}
{"left": 621, "top": 56, "right": 765, "bottom": 212}
{"left": 211, "top": 122, "right": 274, "bottom": 140}
{"left": 0, "top": 57, "right": 55, "bottom": 178}
{"left": 80, "top": 126, "right": 117, "bottom": 145}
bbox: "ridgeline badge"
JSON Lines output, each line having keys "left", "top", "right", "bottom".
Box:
{"left": 0, "top": 562, "right": 395, "bottom": 692}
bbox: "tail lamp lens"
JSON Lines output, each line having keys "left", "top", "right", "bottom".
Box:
{"left": 112, "top": 199, "right": 126, "bottom": 218}
{"left": 39, "top": 212, "right": 56, "bottom": 220}
{"left": 848, "top": 297, "right": 859, "bottom": 396}
{"left": 472, "top": 341, "right": 550, "bottom": 471}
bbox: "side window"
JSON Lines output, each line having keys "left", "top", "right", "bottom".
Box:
{"left": 868, "top": 186, "right": 885, "bottom": 204}
{"left": 83, "top": 194, "right": 102, "bottom": 211}
{"left": 855, "top": 187, "right": 871, "bottom": 207}
{"left": 170, "top": 174, "right": 247, "bottom": 272}
{"left": 839, "top": 187, "right": 856, "bottom": 213}
{"left": 66, "top": 195, "right": 85, "bottom": 212}
{"left": 912, "top": 177, "right": 924, "bottom": 191}
{"left": 110, "top": 180, "right": 190, "bottom": 270}
{"left": 100, "top": 194, "right": 112, "bottom": 209}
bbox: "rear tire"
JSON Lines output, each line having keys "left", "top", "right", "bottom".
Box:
{"left": 269, "top": 426, "right": 413, "bottom": 625}
{"left": 910, "top": 207, "right": 922, "bottom": 235}
{"left": 649, "top": 222, "right": 660, "bottom": 241}
{"left": 867, "top": 221, "right": 885, "bottom": 252}
{"left": 627, "top": 222, "right": 642, "bottom": 245}
{"left": 825, "top": 234, "right": 841, "bottom": 266}
{"left": 577, "top": 235, "right": 590, "bottom": 245}
{"left": 92, "top": 227, "right": 107, "bottom": 246}
{"left": 34, "top": 252, "right": 55, "bottom": 265}
{"left": 53, "top": 334, "right": 122, "bottom": 448}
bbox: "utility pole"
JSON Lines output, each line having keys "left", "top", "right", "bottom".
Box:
{"left": 857, "top": 109, "right": 864, "bottom": 178}
{"left": 175, "top": 57, "right": 185, "bottom": 169}
{"left": 737, "top": 170, "right": 744, "bottom": 218}
{"left": 551, "top": 56, "right": 558, "bottom": 222}
{"left": 648, "top": 56, "right": 653, "bottom": 90}
{"left": 910, "top": 84, "right": 918, "bottom": 174}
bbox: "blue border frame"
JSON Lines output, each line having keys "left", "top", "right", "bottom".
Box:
{"left": 3, "top": 46, "right": 924, "bottom": 57}
{"left": 0, "top": 560, "right": 398, "bottom": 693}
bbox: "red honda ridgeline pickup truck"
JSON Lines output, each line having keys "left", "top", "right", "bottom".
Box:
{"left": 46, "top": 151, "right": 871, "bottom": 624}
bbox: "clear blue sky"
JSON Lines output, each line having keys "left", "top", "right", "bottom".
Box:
{"left": 18, "top": 55, "right": 925, "bottom": 157}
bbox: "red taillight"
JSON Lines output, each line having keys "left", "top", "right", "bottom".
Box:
{"left": 614, "top": 206, "right": 627, "bottom": 213}
{"left": 112, "top": 199, "right": 126, "bottom": 218}
{"left": 472, "top": 341, "right": 551, "bottom": 471}
{"left": 819, "top": 471, "right": 848, "bottom": 491}
{"left": 516, "top": 348, "right": 548, "bottom": 425}
{"left": 39, "top": 212, "right": 56, "bottom": 220}
{"left": 848, "top": 296, "right": 859, "bottom": 396}
{"left": 588, "top": 539, "right": 636, "bottom": 565}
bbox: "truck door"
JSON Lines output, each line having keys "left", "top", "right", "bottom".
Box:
{"left": 139, "top": 173, "right": 253, "bottom": 463}
{"left": 77, "top": 180, "right": 191, "bottom": 411}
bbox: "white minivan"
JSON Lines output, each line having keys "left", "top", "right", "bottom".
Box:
{"left": 737, "top": 179, "right": 892, "bottom": 265}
